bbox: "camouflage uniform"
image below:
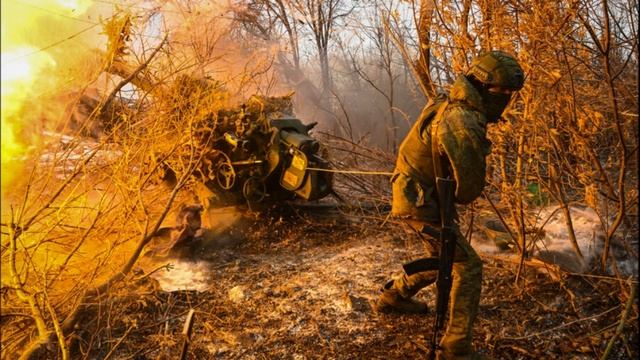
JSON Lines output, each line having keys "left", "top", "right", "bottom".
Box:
{"left": 377, "top": 51, "right": 524, "bottom": 360}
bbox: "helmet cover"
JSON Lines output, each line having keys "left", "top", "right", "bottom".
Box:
{"left": 466, "top": 51, "right": 524, "bottom": 90}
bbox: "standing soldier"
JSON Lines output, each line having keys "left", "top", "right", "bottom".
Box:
{"left": 374, "top": 51, "right": 525, "bottom": 360}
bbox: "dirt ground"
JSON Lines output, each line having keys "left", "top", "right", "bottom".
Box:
{"left": 73, "top": 204, "right": 638, "bottom": 360}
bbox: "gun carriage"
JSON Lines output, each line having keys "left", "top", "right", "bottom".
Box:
{"left": 159, "top": 93, "right": 333, "bottom": 207}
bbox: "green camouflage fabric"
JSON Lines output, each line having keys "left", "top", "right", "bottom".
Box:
{"left": 466, "top": 51, "right": 525, "bottom": 91}
{"left": 393, "top": 74, "right": 492, "bottom": 215}
{"left": 388, "top": 74, "right": 492, "bottom": 358}
{"left": 390, "top": 220, "right": 482, "bottom": 359}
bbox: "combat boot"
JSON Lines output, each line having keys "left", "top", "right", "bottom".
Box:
{"left": 373, "top": 280, "right": 428, "bottom": 314}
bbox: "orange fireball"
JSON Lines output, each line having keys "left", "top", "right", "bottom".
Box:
{"left": 1, "top": 0, "right": 95, "bottom": 198}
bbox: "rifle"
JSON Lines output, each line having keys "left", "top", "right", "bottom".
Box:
{"left": 402, "top": 105, "right": 457, "bottom": 359}
{"left": 402, "top": 178, "right": 456, "bottom": 359}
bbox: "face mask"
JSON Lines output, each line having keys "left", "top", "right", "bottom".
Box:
{"left": 481, "top": 89, "right": 512, "bottom": 123}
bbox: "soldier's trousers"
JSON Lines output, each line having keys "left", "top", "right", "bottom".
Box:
{"left": 390, "top": 219, "right": 483, "bottom": 359}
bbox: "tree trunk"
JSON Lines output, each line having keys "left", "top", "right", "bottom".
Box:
{"left": 416, "top": 1, "right": 435, "bottom": 97}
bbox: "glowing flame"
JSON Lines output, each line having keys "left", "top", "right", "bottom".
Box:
{"left": 1, "top": 0, "right": 94, "bottom": 197}
{"left": 1, "top": 49, "right": 56, "bottom": 191}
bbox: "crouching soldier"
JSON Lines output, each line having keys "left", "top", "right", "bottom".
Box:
{"left": 374, "top": 51, "right": 525, "bottom": 360}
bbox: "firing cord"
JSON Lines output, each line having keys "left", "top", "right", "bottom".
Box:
{"left": 306, "top": 167, "right": 393, "bottom": 176}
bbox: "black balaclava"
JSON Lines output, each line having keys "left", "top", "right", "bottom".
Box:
{"left": 468, "top": 76, "right": 512, "bottom": 123}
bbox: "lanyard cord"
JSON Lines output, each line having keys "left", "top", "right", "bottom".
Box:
{"left": 305, "top": 167, "right": 393, "bottom": 176}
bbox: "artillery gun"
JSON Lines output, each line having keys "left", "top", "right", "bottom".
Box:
{"left": 60, "top": 73, "right": 333, "bottom": 208}
{"left": 160, "top": 92, "right": 333, "bottom": 207}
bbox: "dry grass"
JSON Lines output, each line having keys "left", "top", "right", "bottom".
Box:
{"left": 58, "top": 204, "right": 638, "bottom": 360}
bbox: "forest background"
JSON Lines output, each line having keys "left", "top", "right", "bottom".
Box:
{"left": 0, "top": 0, "right": 637, "bottom": 358}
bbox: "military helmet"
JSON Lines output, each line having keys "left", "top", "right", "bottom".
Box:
{"left": 466, "top": 51, "right": 524, "bottom": 91}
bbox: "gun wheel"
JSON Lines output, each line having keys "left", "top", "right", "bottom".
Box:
{"left": 242, "top": 177, "right": 266, "bottom": 203}
{"left": 213, "top": 153, "right": 236, "bottom": 190}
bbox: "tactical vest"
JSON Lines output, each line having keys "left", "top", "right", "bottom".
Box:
{"left": 395, "top": 94, "right": 448, "bottom": 187}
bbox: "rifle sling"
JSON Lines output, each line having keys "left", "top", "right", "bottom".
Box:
{"left": 430, "top": 101, "right": 450, "bottom": 194}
